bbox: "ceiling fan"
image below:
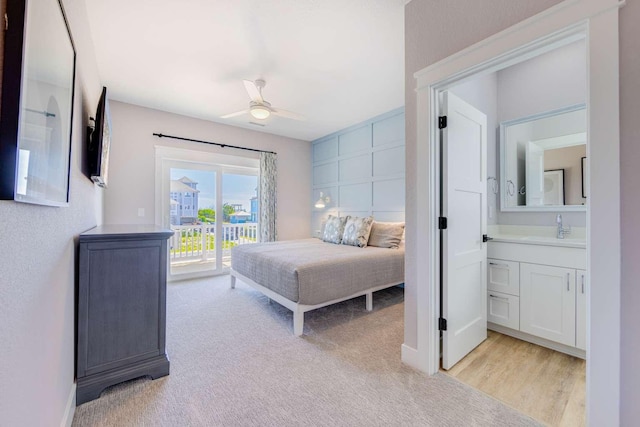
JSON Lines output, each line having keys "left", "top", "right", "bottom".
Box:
{"left": 221, "top": 79, "right": 306, "bottom": 122}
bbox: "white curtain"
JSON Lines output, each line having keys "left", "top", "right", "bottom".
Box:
{"left": 259, "top": 152, "right": 277, "bottom": 242}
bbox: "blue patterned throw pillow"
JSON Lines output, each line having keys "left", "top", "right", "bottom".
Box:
{"left": 322, "top": 215, "right": 348, "bottom": 244}
{"left": 341, "top": 216, "right": 374, "bottom": 247}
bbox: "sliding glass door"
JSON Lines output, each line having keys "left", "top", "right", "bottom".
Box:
{"left": 156, "top": 148, "right": 259, "bottom": 281}
{"left": 168, "top": 166, "right": 218, "bottom": 277}
{"left": 221, "top": 173, "right": 259, "bottom": 268}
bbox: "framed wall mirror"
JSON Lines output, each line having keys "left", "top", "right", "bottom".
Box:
{"left": 500, "top": 104, "right": 587, "bottom": 212}
{"left": 0, "top": 0, "right": 76, "bottom": 206}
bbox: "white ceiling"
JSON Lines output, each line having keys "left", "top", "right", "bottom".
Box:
{"left": 85, "top": 0, "right": 407, "bottom": 141}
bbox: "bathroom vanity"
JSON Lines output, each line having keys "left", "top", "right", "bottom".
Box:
{"left": 486, "top": 225, "right": 586, "bottom": 359}
{"left": 490, "top": 103, "right": 588, "bottom": 359}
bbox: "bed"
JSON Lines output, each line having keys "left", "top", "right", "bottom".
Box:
{"left": 230, "top": 238, "right": 404, "bottom": 335}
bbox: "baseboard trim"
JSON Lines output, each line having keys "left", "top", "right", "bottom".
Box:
{"left": 401, "top": 344, "right": 421, "bottom": 369}
{"left": 488, "top": 322, "right": 586, "bottom": 359}
{"left": 60, "top": 382, "right": 76, "bottom": 427}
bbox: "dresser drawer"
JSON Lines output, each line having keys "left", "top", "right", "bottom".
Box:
{"left": 488, "top": 258, "right": 520, "bottom": 296}
{"left": 488, "top": 291, "right": 520, "bottom": 330}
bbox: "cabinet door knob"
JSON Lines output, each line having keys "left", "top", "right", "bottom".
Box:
{"left": 581, "top": 274, "right": 585, "bottom": 294}
{"left": 567, "top": 273, "right": 571, "bottom": 291}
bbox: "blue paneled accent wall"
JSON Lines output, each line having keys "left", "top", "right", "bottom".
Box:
{"left": 311, "top": 108, "right": 405, "bottom": 234}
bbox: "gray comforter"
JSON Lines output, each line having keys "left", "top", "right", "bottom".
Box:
{"left": 231, "top": 238, "right": 404, "bottom": 305}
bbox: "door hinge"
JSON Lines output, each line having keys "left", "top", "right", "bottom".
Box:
{"left": 439, "top": 318, "right": 447, "bottom": 331}
{"left": 438, "top": 217, "right": 447, "bottom": 230}
{"left": 482, "top": 234, "right": 493, "bottom": 243}
{"left": 438, "top": 115, "right": 447, "bottom": 129}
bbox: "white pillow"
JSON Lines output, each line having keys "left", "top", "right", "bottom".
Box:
{"left": 367, "top": 222, "right": 405, "bottom": 249}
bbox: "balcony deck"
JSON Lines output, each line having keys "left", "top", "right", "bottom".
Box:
{"left": 169, "top": 222, "right": 257, "bottom": 277}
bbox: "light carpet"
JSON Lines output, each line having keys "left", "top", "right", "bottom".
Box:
{"left": 72, "top": 275, "right": 540, "bottom": 426}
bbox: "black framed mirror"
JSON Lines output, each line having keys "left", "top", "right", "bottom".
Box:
{"left": 0, "top": 0, "right": 76, "bottom": 206}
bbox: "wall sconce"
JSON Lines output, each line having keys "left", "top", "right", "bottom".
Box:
{"left": 314, "top": 192, "right": 330, "bottom": 208}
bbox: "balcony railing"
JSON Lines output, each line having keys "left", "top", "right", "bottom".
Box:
{"left": 169, "top": 222, "right": 258, "bottom": 263}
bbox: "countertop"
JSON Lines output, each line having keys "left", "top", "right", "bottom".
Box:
{"left": 487, "top": 225, "right": 586, "bottom": 249}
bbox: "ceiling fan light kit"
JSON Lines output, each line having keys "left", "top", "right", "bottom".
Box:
{"left": 221, "top": 79, "right": 305, "bottom": 123}
{"left": 250, "top": 104, "right": 271, "bottom": 120}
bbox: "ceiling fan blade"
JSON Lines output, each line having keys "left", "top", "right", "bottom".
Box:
{"left": 272, "top": 108, "right": 306, "bottom": 121}
{"left": 243, "top": 80, "right": 263, "bottom": 103}
{"left": 220, "top": 109, "right": 249, "bottom": 119}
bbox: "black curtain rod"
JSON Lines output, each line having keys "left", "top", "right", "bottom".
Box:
{"left": 152, "top": 133, "right": 276, "bottom": 155}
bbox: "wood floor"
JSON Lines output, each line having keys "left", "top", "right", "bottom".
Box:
{"left": 443, "top": 331, "right": 586, "bottom": 426}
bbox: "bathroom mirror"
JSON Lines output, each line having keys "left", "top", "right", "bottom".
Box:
{"left": 500, "top": 104, "right": 587, "bottom": 212}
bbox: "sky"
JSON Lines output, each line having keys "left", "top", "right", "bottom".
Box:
{"left": 171, "top": 168, "right": 257, "bottom": 212}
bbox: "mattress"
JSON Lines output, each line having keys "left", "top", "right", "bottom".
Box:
{"left": 231, "top": 238, "right": 404, "bottom": 305}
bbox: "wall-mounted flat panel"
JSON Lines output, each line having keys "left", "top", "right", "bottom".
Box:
{"left": 313, "top": 162, "right": 338, "bottom": 185}
{"left": 339, "top": 126, "right": 371, "bottom": 155}
{"left": 311, "top": 109, "right": 404, "bottom": 237}
{"left": 373, "top": 179, "right": 404, "bottom": 211}
{"left": 340, "top": 154, "right": 371, "bottom": 182}
{"left": 313, "top": 137, "right": 338, "bottom": 163}
{"left": 339, "top": 183, "right": 371, "bottom": 210}
{"left": 338, "top": 210, "right": 370, "bottom": 219}
{"left": 312, "top": 210, "right": 338, "bottom": 237}
{"left": 373, "top": 146, "right": 405, "bottom": 177}
{"left": 373, "top": 113, "right": 405, "bottom": 147}
{"left": 372, "top": 211, "right": 405, "bottom": 222}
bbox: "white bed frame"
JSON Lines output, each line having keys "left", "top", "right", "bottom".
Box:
{"left": 230, "top": 268, "right": 402, "bottom": 336}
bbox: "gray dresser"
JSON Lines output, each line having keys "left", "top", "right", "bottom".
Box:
{"left": 76, "top": 225, "right": 174, "bottom": 405}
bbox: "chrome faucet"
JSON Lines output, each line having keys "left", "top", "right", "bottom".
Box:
{"left": 556, "top": 214, "right": 571, "bottom": 239}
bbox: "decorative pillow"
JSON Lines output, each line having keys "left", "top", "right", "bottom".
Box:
{"left": 341, "top": 216, "right": 374, "bottom": 247}
{"left": 317, "top": 220, "right": 327, "bottom": 239}
{"left": 367, "top": 222, "right": 405, "bottom": 249}
{"left": 322, "top": 215, "right": 348, "bottom": 244}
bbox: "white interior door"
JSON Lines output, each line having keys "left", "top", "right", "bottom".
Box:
{"left": 525, "top": 141, "right": 545, "bottom": 206}
{"left": 442, "top": 91, "right": 488, "bottom": 370}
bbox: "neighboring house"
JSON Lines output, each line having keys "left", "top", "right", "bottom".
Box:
{"left": 229, "top": 210, "right": 251, "bottom": 224}
{"left": 250, "top": 196, "right": 258, "bottom": 222}
{"left": 170, "top": 176, "right": 200, "bottom": 225}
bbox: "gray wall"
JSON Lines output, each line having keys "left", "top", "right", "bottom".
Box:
{"left": 0, "top": 0, "right": 103, "bottom": 424}
{"left": 311, "top": 108, "right": 405, "bottom": 231}
{"left": 496, "top": 39, "right": 586, "bottom": 227}
{"left": 105, "top": 101, "right": 312, "bottom": 241}
{"left": 405, "top": 0, "right": 640, "bottom": 423}
{"left": 452, "top": 40, "right": 586, "bottom": 228}
{"left": 619, "top": 0, "right": 640, "bottom": 423}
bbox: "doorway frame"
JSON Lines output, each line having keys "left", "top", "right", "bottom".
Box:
{"left": 408, "top": 0, "right": 623, "bottom": 424}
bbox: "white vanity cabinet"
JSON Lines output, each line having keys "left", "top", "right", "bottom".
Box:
{"left": 487, "top": 240, "right": 586, "bottom": 358}
{"left": 488, "top": 291, "right": 520, "bottom": 330}
{"left": 576, "top": 269, "right": 587, "bottom": 351}
{"left": 487, "top": 259, "right": 520, "bottom": 329}
{"left": 520, "top": 263, "right": 576, "bottom": 347}
{"left": 488, "top": 259, "right": 520, "bottom": 295}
